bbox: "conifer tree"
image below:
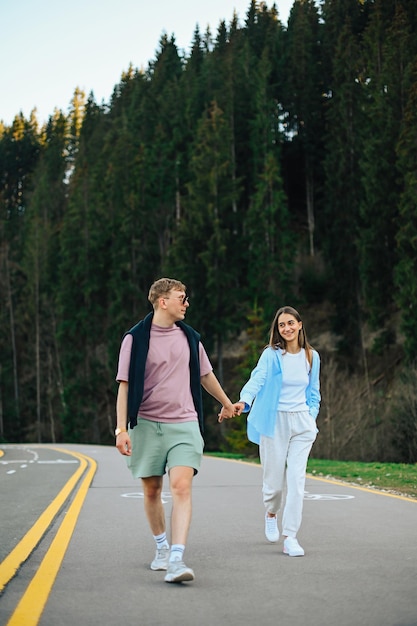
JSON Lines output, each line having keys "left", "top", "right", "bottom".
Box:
{"left": 321, "top": 18, "right": 365, "bottom": 347}
{"left": 57, "top": 97, "right": 110, "bottom": 441}
{"left": 0, "top": 113, "right": 41, "bottom": 438}
{"left": 142, "top": 35, "right": 186, "bottom": 264}
{"left": 244, "top": 45, "right": 293, "bottom": 316}
{"left": 284, "top": 0, "right": 323, "bottom": 256}
{"left": 168, "top": 101, "right": 241, "bottom": 361}
{"left": 395, "top": 62, "right": 417, "bottom": 360}
{"left": 245, "top": 152, "right": 293, "bottom": 317}
{"left": 358, "top": 1, "right": 413, "bottom": 329}
{"left": 21, "top": 112, "right": 68, "bottom": 441}
{"left": 105, "top": 72, "right": 157, "bottom": 354}
{"left": 182, "top": 27, "right": 208, "bottom": 143}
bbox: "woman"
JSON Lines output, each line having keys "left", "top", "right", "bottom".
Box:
{"left": 235, "top": 306, "right": 320, "bottom": 556}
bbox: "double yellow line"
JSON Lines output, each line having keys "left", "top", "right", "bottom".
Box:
{"left": 0, "top": 447, "right": 97, "bottom": 626}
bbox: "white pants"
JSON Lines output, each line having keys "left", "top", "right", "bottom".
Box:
{"left": 260, "top": 411, "right": 317, "bottom": 538}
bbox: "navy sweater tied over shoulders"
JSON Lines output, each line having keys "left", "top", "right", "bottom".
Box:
{"left": 124, "top": 312, "right": 204, "bottom": 434}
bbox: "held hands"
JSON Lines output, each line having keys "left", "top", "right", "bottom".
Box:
{"left": 233, "top": 402, "right": 245, "bottom": 416}
{"left": 218, "top": 401, "right": 245, "bottom": 422}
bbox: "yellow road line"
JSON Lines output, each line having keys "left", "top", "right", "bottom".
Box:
{"left": 6, "top": 449, "right": 97, "bottom": 626}
{"left": 0, "top": 448, "right": 87, "bottom": 593}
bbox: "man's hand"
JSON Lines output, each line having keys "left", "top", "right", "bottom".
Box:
{"left": 116, "top": 432, "right": 132, "bottom": 456}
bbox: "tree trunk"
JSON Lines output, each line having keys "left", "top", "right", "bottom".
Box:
{"left": 47, "top": 349, "right": 56, "bottom": 443}
{"left": 216, "top": 332, "right": 226, "bottom": 439}
{"left": 52, "top": 311, "right": 67, "bottom": 415}
{"left": 0, "top": 364, "right": 3, "bottom": 438}
{"left": 5, "top": 249, "right": 20, "bottom": 426}
{"left": 306, "top": 170, "right": 315, "bottom": 257}
{"left": 35, "top": 244, "right": 41, "bottom": 443}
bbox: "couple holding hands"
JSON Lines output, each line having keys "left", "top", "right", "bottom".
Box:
{"left": 115, "top": 278, "right": 320, "bottom": 583}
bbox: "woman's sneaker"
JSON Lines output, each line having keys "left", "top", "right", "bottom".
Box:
{"left": 283, "top": 537, "right": 305, "bottom": 557}
{"left": 164, "top": 560, "right": 195, "bottom": 583}
{"left": 265, "top": 514, "right": 279, "bottom": 543}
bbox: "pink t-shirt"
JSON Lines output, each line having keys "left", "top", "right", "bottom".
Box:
{"left": 116, "top": 324, "right": 212, "bottom": 423}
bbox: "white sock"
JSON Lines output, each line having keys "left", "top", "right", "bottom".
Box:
{"left": 169, "top": 544, "right": 185, "bottom": 562}
{"left": 153, "top": 532, "right": 169, "bottom": 549}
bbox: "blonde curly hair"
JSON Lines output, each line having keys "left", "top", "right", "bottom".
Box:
{"left": 148, "top": 278, "right": 186, "bottom": 307}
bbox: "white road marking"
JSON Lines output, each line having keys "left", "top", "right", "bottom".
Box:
{"left": 37, "top": 460, "right": 78, "bottom": 464}
{"left": 304, "top": 492, "right": 355, "bottom": 500}
{"left": 121, "top": 491, "right": 171, "bottom": 504}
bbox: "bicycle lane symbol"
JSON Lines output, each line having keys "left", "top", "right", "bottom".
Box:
{"left": 121, "top": 491, "right": 172, "bottom": 504}
{"left": 304, "top": 491, "right": 355, "bottom": 501}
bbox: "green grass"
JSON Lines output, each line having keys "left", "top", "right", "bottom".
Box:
{"left": 307, "top": 459, "right": 417, "bottom": 499}
{"left": 205, "top": 453, "right": 417, "bottom": 499}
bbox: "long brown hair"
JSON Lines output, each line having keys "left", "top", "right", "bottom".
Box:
{"left": 268, "top": 306, "right": 313, "bottom": 367}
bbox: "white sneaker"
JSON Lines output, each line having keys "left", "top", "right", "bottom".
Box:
{"left": 164, "top": 560, "right": 195, "bottom": 583}
{"left": 283, "top": 537, "right": 305, "bottom": 557}
{"left": 150, "top": 546, "right": 169, "bottom": 570}
{"left": 264, "top": 514, "right": 279, "bottom": 543}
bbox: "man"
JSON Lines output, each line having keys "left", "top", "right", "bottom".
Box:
{"left": 115, "top": 277, "right": 235, "bottom": 583}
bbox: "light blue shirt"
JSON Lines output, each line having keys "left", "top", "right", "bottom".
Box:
{"left": 239, "top": 347, "right": 321, "bottom": 444}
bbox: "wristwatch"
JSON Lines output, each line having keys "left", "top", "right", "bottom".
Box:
{"left": 115, "top": 427, "right": 127, "bottom": 437}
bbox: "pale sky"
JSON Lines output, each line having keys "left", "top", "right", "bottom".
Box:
{"left": 0, "top": 0, "right": 294, "bottom": 127}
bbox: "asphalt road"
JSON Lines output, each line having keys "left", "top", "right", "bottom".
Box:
{"left": 0, "top": 443, "right": 416, "bottom": 626}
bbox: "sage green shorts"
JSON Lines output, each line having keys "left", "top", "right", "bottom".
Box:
{"left": 127, "top": 419, "right": 204, "bottom": 478}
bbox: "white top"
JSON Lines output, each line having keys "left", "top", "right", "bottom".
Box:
{"left": 277, "top": 348, "right": 310, "bottom": 412}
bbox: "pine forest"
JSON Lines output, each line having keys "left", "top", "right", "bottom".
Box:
{"left": 1, "top": 0, "right": 417, "bottom": 463}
